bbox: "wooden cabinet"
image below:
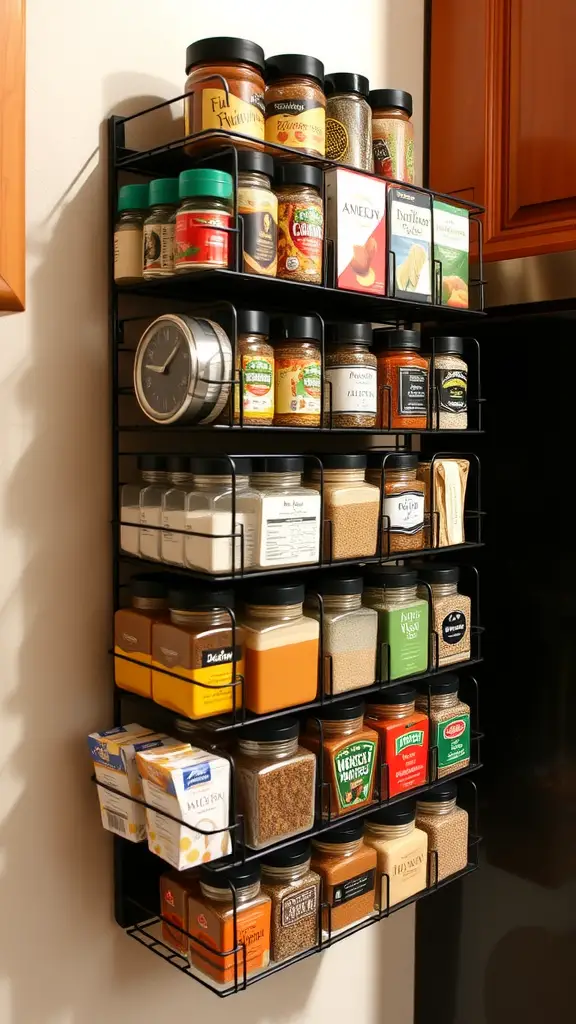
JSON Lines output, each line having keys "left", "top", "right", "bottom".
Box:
{"left": 0, "top": 0, "right": 25, "bottom": 311}
{"left": 428, "top": 0, "right": 576, "bottom": 262}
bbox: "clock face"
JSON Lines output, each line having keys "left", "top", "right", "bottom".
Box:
{"left": 135, "top": 320, "right": 193, "bottom": 422}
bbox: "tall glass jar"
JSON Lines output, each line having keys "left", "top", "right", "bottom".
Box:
{"left": 302, "top": 698, "right": 378, "bottom": 819}
{"left": 250, "top": 457, "right": 322, "bottom": 568}
{"left": 309, "top": 454, "right": 380, "bottom": 561}
{"left": 415, "top": 563, "right": 471, "bottom": 667}
{"left": 265, "top": 54, "right": 326, "bottom": 156}
{"left": 260, "top": 841, "right": 321, "bottom": 963}
{"left": 234, "top": 309, "right": 274, "bottom": 426}
{"left": 174, "top": 169, "right": 233, "bottom": 273}
{"left": 114, "top": 573, "right": 169, "bottom": 698}
{"left": 138, "top": 456, "right": 171, "bottom": 562}
{"left": 324, "top": 72, "right": 373, "bottom": 171}
{"left": 365, "top": 451, "right": 425, "bottom": 554}
{"left": 369, "top": 89, "right": 414, "bottom": 184}
{"left": 306, "top": 573, "right": 377, "bottom": 695}
{"left": 143, "top": 177, "right": 179, "bottom": 279}
{"left": 275, "top": 165, "right": 324, "bottom": 284}
{"left": 184, "top": 456, "right": 259, "bottom": 574}
{"left": 324, "top": 321, "right": 378, "bottom": 428}
{"left": 415, "top": 781, "right": 469, "bottom": 883}
{"left": 114, "top": 183, "right": 149, "bottom": 284}
{"left": 415, "top": 675, "right": 471, "bottom": 779}
{"left": 272, "top": 315, "right": 322, "bottom": 426}
{"left": 119, "top": 455, "right": 164, "bottom": 557}
{"left": 184, "top": 37, "right": 265, "bottom": 148}
{"left": 430, "top": 336, "right": 468, "bottom": 430}
{"left": 311, "top": 823, "right": 377, "bottom": 935}
{"left": 237, "top": 150, "right": 278, "bottom": 277}
{"left": 363, "top": 566, "right": 430, "bottom": 681}
{"left": 161, "top": 456, "right": 195, "bottom": 566}
{"left": 364, "top": 800, "right": 428, "bottom": 909}
{"left": 373, "top": 329, "right": 429, "bottom": 430}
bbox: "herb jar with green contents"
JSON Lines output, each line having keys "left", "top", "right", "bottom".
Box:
{"left": 324, "top": 73, "right": 373, "bottom": 171}
{"left": 363, "top": 566, "right": 430, "bottom": 682}
{"left": 174, "top": 169, "right": 233, "bottom": 273}
{"left": 114, "top": 183, "right": 149, "bottom": 284}
{"left": 143, "top": 178, "right": 179, "bottom": 279}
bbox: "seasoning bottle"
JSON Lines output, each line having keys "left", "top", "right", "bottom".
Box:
{"left": 415, "top": 781, "right": 469, "bottom": 883}
{"left": 311, "top": 823, "right": 377, "bottom": 936}
{"left": 120, "top": 455, "right": 162, "bottom": 557}
{"left": 271, "top": 316, "right": 322, "bottom": 427}
{"left": 114, "top": 183, "right": 149, "bottom": 284}
{"left": 369, "top": 89, "right": 415, "bottom": 184}
{"left": 363, "top": 566, "right": 430, "bottom": 682}
{"left": 415, "top": 675, "right": 471, "bottom": 779}
{"left": 187, "top": 862, "right": 271, "bottom": 987}
{"left": 235, "top": 717, "right": 317, "bottom": 850}
{"left": 364, "top": 800, "right": 428, "bottom": 910}
{"left": 302, "top": 698, "right": 378, "bottom": 819}
{"left": 430, "top": 336, "right": 468, "bottom": 430}
{"left": 241, "top": 581, "right": 319, "bottom": 715}
{"left": 161, "top": 456, "right": 195, "bottom": 567}
{"left": 365, "top": 684, "right": 429, "bottom": 800}
{"left": 324, "top": 322, "right": 378, "bottom": 428}
{"left": 365, "top": 451, "right": 425, "bottom": 555}
{"left": 234, "top": 310, "right": 274, "bottom": 426}
{"left": 324, "top": 73, "right": 373, "bottom": 171}
{"left": 308, "top": 454, "right": 380, "bottom": 562}
{"left": 237, "top": 150, "right": 278, "bottom": 277}
{"left": 114, "top": 574, "right": 169, "bottom": 697}
{"left": 143, "top": 178, "right": 179, "bottom": 279}
{"left": 138, "top": 456, "right": 171, "bottom": 562}
{"left": 265, "top": 54, "right": 326, "bottom": 157}
{"left": 184, "top": 456, "right": 259, "bottom": 575}
{"left": 184, "top": 37, "right": 266, "bottom": 147}
{"left": 160, "top": 870, "right": 198, "bottom": 959}
{"left": 415, "top": 564, "right": 471, "bottom": 668}
{"left": 260, "top": 841, "right": 321, "bottom": 963}
{"left": 306, "top": 573, "right": 377, "bottom": 695}
{"left": 174, "top": 168, "right": 233, "bottom": 273}
{"left": 373, "top": 329, "right": 429, "bottom": 430}
{"left": 249, "top": 457, "right": 322, "bottom": 569}
{"left": 151, "top": 584, "right": 244, "bottom": 720}
{"left": 275, "top": 164, "right": 324, "bottom": 285}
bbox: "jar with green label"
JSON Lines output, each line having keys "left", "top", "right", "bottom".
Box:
{"left": 416, "top": 674, "right": 470, "bottom": 779}
{"left": 302, "top": 698, "right": 378, "bottom": 820}
{"left": 363, "top": 566, "right": 429, "bottom": 682}
{"left": 234, "top": 310, "right": 274, "bottom": 425}
{"left": 143, "top": 178, "right": 179, "bottom": 279}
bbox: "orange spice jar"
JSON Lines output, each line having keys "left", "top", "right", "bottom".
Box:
{"left": 311, "top": 822, "right": 377, "bottom": 936}
{"left": 365, "top": 684, "right": 429, "bottom": 800}
{"left": 184, "top": 37, "right": 265, "bottom": 150}
{"left": 374, "top": 329, "right": 429, "bottom": 430}
{"left": 114, "top": 574, "right": 169, "bottom": 698}
{"left": 302, "top": 698, "right": 378, "bottom": 819}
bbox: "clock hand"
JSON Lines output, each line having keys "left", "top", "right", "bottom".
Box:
{"left": 145, "top": 341, "right": 180, "bottom": 375}
{"left": 145, "top": 363, "right": 166, "bottom": 372}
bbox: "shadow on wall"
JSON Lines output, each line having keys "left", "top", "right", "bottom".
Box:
{"left": 484, "top": 927, "right": 576, "bottom": 1023}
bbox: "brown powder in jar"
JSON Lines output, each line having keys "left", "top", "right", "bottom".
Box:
{"left": 276, "top": 164, "right": 324, "bottom": 284}
{"left": 416, "top": 790, "right": 469, "bottom": 883}
{"left": 254, "top": 757, "right": 316, "bottom": 844}
{"left": 324, "top": 501, "right": 380, "bottom": 560}
{"left": 260, "top": 847, "right": 320, "bottom": 963}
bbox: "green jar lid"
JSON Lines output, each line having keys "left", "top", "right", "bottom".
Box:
{"left": 178, "top": 168, "right": 233, "bottom": 200}
{"left": 117, "top": 183, "right": 149, "bottom": 212}
{"left": 148, "top": 178, "right": 179, "bottom": 206}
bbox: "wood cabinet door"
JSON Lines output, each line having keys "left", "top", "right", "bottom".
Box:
{"left": 0, "top": 0, "right": 25, "bottom": 311}
{"left": 428, "top": 0, "right": 576, "bottom": 262}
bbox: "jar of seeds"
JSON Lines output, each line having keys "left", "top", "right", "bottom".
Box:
{"left": 416, "top": 675, "right": 471, "bottom": 780}
{"left": 430, "top": 337, "right": 468, "bottom": 430}
{"left": 306, "top": 573, "right": 377, "bottom": 695}
{"left": 415, "top": 564, "right": 471, "bottom": 668}
{"left": 324, "top": 73, "right": 373, "bottom": 172}
{"left": 324, "top": 322, "right": 378, "bottom": 428}
{"left": 260, "top": 841, "right": 321, "bottom": 963}
{"left": 366, "top": 451, "right": 425, "bottom": 554}
{"left": 308, "top": 454, "right": 380, "bottom": 562}
{"left": 415, "top": 781, "right": 469, "bottom": 883}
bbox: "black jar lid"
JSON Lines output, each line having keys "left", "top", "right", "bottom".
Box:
{"left": 364, "top": 565, "right": 419, "bottom": 589}
{"left": 373, "top": 328, "right": 422, "bottom": 351}
{"left": 250, "top": 456, "right": 304, "bottom": 474}
{"left": 270, "top": 314, "right": 322, "bottom": 343}
{"left": 413, "top": 563, "right": 460, "bottom": 585}
{"left": 431, "top": 336, "right": 465, "bottom": 356}
{"left": 417, "top": 673, "right": 460, "bottom": 697}
{"left": 185, "top": 37, "right": 265, "bottom": 75}
{"left": 367, "top": 798, "right": 416, "bottom": 826}
{"left": 244, "top": 581, "right": 306, "bottom": 606}
{"left": 326, "top": 322, "right": 373, "bottom": 347}
{"left": 237, "top": 149, "right": 275, "bottom": 179}
{"left": 315, "top": 822, "right": 364, "bottom": 844}
{"left": 199, "top": 859, "right": 261, "bottom": 890}
{"left": 318, "top": 453, "right": 367, "bottom": 470}
{"left": 260, "top": 840, "right": 312, "bottom": 869}
{"left": 368, "top": 89, "right": 413, "bottom": 117}
{"left": 310, "top": 572, "right": 363, "bottom": 596}
{"left": 168, "top": 585, "right": 235, "bottom": 612}
{"left": 167, "top": 455, "right": 193, "bottom": 474}
{"left": 418, "top": 781, "right": 458, "bottom": 803}
{"left": 369, "top": 682, "right": 417, "bottom": 706}
{"left": 189, "top": 455, "right": 252, "bottom": 476}
{"left": 239, "top": 716, "right": 300, "bottom": 743}
{"left": 236, "top": 309, "right": 270, "bottom": 337}
{"left": 275, "top": 162, "right": 323, "bottom": 191}
{"left": 265, "top": 54, "right": 325, "bottom": 86}
{"left": 130, "top": 574, "right": 169, "bottom": 600}
{"left": 317, "top": 696, "right": 365, "bottom": 721}
{"left": 325, "top": 73, "right": 370, "bottom": 98}
{"left": 137, "top": 455, "right": 168, "bottom": 472}
{"left": 366, "top": 451, "right": 418, "bottom": 471}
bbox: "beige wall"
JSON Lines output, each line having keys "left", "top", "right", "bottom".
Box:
{"left": 0, "top": 1, "right": 424, "bottom": 1021}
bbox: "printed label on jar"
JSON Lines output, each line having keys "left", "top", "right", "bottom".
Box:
{"left": 435, "top": 367, "right": 468, "bottom": 413}
{"left": 174, "top": 210, "right": 231, "bottom": 269}
{"left": 235, "top": 354, "right": 274, "bottom": 419}
{"left": 324, "top": 365, "right": 377, "bottom": 414}
{"left": 331, "top": 869, "right": 375, "bottom": 907}
{"left": 325, "top": 117, "right": 350, "bottom": 161}
{"left": 334, "top": 739, "right": 376, "bottom": 810}
{"left": 238, "top": 187, "right": 278, "bottom": 274}
{"left": 435, "top": 713, "right": 470, "bottom": 768}
{"left": 379, "top": 603, "right": 429, "bottom": 681}
{"left": 259, "top": 494, "right": 321, "bottom": 567}
{"left": 201, "top": 87, "right": 265, "bottom": 139}
{"left": 442, "top": 610, "right": 467, "bottom": 645}
{"left": 265, "top": 98, "right": 325, "bottom": 153}
{"left": 281, "top": 885, "right": 318, "bottom": 927}
{"left": 398, "top": 366, "right": 428, "bottom": 417}
{"left": 143, "top": 222, "right": 175, "bottom": 273}
{"left": 278, "top": 201, "right": 323, "bottom": 280}
{"left": 382, "top": 490, "right": 425, "bottom": 535}
{"left": 275, "top": 356, "right": 321, "bottom": 415}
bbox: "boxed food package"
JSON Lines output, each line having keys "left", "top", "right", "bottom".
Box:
{"left": 417, "top": 459, "right": 470, "bottom": 548}
{"left": 136, "top": 744, "right": 232, "bottom": 870}
{"left": 387, "top": 185, "right": 432, "bottom": 303}
{"left": 325, "top": 167, "right": 386, "bottom": 294}
{"left": 433, "top": 200, "right": 470, "bottom": 308}
{"left": 160, "top": 871, "right": 198, "bottom": 958}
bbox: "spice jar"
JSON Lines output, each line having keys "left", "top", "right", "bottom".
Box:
{"left": 324, "top": 73, "right": 373, "bottom": 171}
{"left": 306, "top": 574, "right": 377, "bottom": 695}
{"left": 233, "top": 310, "right": 274, "bottom": 426}
{"left": 114, "top": 183, "right": 148, "bottom": 284}
{"left": 365, "top": 451, "right": 425, "bottom": 554}
{"left": 114, "top": 574, "right": 169, "bottom": 698}
{"left": 187, "top": 862, "right": 271, "bottom": 987}
{"left": 374, "top": 329, "right": 429, "bottom": 430}
{"left": 416, "top": 675, "right": 471, "bottom": 779}
{"left": 363, "top": 566, "right": 430, "bottom": 682}
{"left": 302, "top": 698, "right": 378, "bottom": 819}
{"left": 311, "top": 823, "right": 377, "bottom": 935}
{"left": 174, "top": 168, "right": 233, "bottom": 273}
{"left": 260, "top": 841, "right": 321, "bottom": 963}
{"left": 184, "top": 456, "right": 259, "bottom": 574}
{"left": 237, "top": 150, "right": 278, "bottom": 277}
{"left": 265, "top": 54, "right": 326, "bottom": 156}
{"left": 184, "top": 36, "right": 265, "bottom": 147}
{"left": 324, "top": 322, "right": 378, "bottom": 428}
{"left": 161, "top": 456, "right": 195, "bottom": 567}
{"left": 365, "top": 684, "right": 429, "bottom": 800}
{"left": 430, "top": 336, "right": 468, "bottom": 430}
{"left": 138, "top": 457, "right": 171, "bottom": 562}
{"left": 241, "top": 581, "right": 319, "bottom": 715}
{"left": 250, "top": 457, "right": 322, "bottom": 569}
{"left": 364, "top": 800, "right": 428, "bottom": 910}
{"left": 369, "top": 89, "right": 414, "bottom": 184}
{"left": 143, "top": 178, "right": 178, "bottom": 279}
{"left": 235, "top": 718, "right": 317, "bottom": 850}
{"left": 271, "top": 315, "right": 322, "bottom": 427}
{"left": 151, "top": 584, "right": 244, "bottom": 720}
{"left": 276, "top": 164, "right": 324, "bottom": 284}
{"left": 120, "top": 455, "right": 167, "bottom": 557}
{"left": 309, "top": 454, "right": 380, "bottom": 562}
{"left": 415, "top": 781, "right": 469, "bottom": 883}
{"left": 415, "top": 564, "right": 471, "bottom": 668}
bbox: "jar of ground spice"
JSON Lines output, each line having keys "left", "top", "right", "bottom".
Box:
{"left": 308, "top": 454, "right": 380, "bottom": 562}
{"left": 250, "top": 457, "right": 322, "bottom": 569}
{"left": 374, "top": 329, "right": 429, "bottom": 430}
{"left": 363, "top": 800, "right": 428, "bottom": 910}
{"left": 363, "top": 566, "right": 430, "bottom": 682}
{"left": 415, "top": 675, "right": 471, "bottom": 780}
{"left": 234, "top": 310, "right": 274, "bottom": 426}
{"left": 174, "top": 169, "right": 233, "bottom": 273}
{"left": 235, "top": 717, "right": 317, "bottom": 850}
{"left": 415, "top": 564, "right": 471, "bottom": 668}
{"left": 302, "top": 698, "right": 378, "bottom": 819}
{"left": 415, "top": 781, "right": 469, "bottom": 883}
{"left": 430, "top": 336, "right": 468, "bottom": 430}
{"left": 365, "top": 451, "right": 425, "bottom": 554}
{"left": 365, "top": 684, "right": 429, "bottom": 800}
{"left": 369, "top": 89, "right": 414, "bottom": 184}
{"left": 311, "top": 823, "right": 377, "bottom": 936}
{"left": 143, "top": 178, "right": 179, "bottom": 279}
{"left": 265, "top": 54, "right": 326, "bottom": 156}
{"left": 324, "top": 322, "right": 378, "bottom": 428}
{"left": 324, "top": 73, "right": 373, "bottom": 171}
{"left": 306, "top": 574, "right": 377, "bottom": 696}
{"left": 114, "top": 183, "right": 148, "bottom": 284}
{"left": 114, "top": 574, "right": 169, "bottom": 698}
{"left": 271, "top": 315, "right": 322, "bottom": 427}
{"left": 184, "top": 37, "right": 265, "bottom": 147}
{"left": 275, "top": 164, "right": 324, "bottom": 284}
{"left": 260, "top": 841, "right": 321, "bottom": 963}
{"left": 237, "top": 150, "right": 278, "bottom": 277}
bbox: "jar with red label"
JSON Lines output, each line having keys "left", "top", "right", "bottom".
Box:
{"left": 365, "top": 684, "right": 429, "bottom": 800}
{"left": 174, "top": 168, "right": 233, "bottom": 273}
{"left": 276, "top": 164, "right": 324, "bottom": 284}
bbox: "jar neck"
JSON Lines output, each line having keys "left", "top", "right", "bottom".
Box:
{"left": 311, "top": 469, "right": 366, "bottom": 485}
{"left": 321, "top": 593, "right": 362, "bottom": 612}
{"left": 251, "top": 472, "right": 302, "bottom": 489}
{"left": 313, "top": 838, "right": 363, "bottom": 857}
{"left": 276, "top": 185, "right": 320, "bottom": 199}
{"left": 366, "top": 701, "right": 415, "bottom": 721}
{"left": 193, "top": 474, "right": 250, "bottom": 492}
{"left": 261, "top": 860, "right": 311, "bottom": 884}
{"left": 141, "top": 471, "right": 169, "bottom": 484}
{"left": 180, "top": 194, "right": 231, "bottom": 210}
{"left": 237, "top": 737, "right": 299, "bottom": 760}
{"left": 117, "top": 209, "right": 145, "bottom": 224}
{"left": 146, "top": 203, "right": 176, "bottom": 217}
{"left": 374, "top": 106, "right": 410, "bottom": 120}
{"left": 239, "top": 331, "right": 268, "bottom": 346}
{"left": 321, "top": 715, "right": 364, "bottom": 738}
{"left": 244, "top": 602, "right": 303, "bottom": 621}
{"left": 131, "top": 596, "right": 167, "bottom": 612}
{"left": 417, "top": 798, "right": 457, "bottom": 817}
{"left": 169, "top": 608, "right": 233, "bottom": 628}
{"left": 365, "top": 821, "right": 415, "bottom": 840}
{"left": 239, "top": 170, "right": 271, "bottom": 190}
{"left": 364, "top": 585, "right": 418, "bottom": 606}
{"left": 416, "top": 692, "right": 458, "bottom": 711}
{"left": 199, "top": 880, "right": 261, "bottom": 905}
{"left": 424, "top": 582, "right": 458, "bottom": 597}
{"left": 366, "top": 468, "right": 417, "bottom": 483}
{"left": 169, "top": 472, "right": 195, "bottom": 486}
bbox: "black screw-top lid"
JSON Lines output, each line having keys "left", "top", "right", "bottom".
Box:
{"left": 368, "top": 89, "right": 413, "bottom": 117}
{"left": 237, "top": 149, "right": 275, "bottom": 179}
{"left": 373, "top": 329, "right": 422, "bottom": 351}
{"left": 318, "top": 453, "right": 367, "bottom": 470}
{"left": 367, "top": 798, "right": 416, "bottom": 826}
{"left": 417, "top": 673, "right": 460, "bottom": 697}
{"left": 368, "top": 683, "right": 417, "bottom": 706}
{"left": 326, "top": 322, "right": 373, "bottom": 347}
{"left": 265, "top": 53, "right": 325, "bottom": 86}
{"left": 366, "top": 451, "right": 419, "bottom": 471}
{"left": 310, "top": 572, "right": 363, "bottom": 596}
{"left": 244, "top": 581, "right": 306, "bottom": 606}
{"left": 236, "top": 309, "right": 270, "bottom": 337}
{"left": 167, "top": 455, "right": 193, "bottom": 474}
{"left": 168, "top": 585, "right": 235, "bottom": 611}
{"left": 251, "top": 456, "right": 304, "bottom": 474}
{"left": 363, "top": 565, "right": 419, "bottom": 589}
{"left": 413, "top": 563, "right": 460, "bottom": 585}
{"left": 137, "top": 455, "right": 168, "bottom": 472}
{"left": 189, "top": 455, "right": 252, "bottom": 476}
{"left": 185, "top": 37, "right": 265, "bottom": 75}
{"left": 418, "top": 781, "right": 458, "bottom": 803}
{"left": 260, "top": 840, "right": 312, "bottom": 869}
{"left": 199, "top": 859, "right": 261, "bottom": 890}
{"left": 317, "top": 696, "right": 365, "bottom": 722}
{"left": 274, "top": 163, "right": 323, "bottom": 191}
{"left": 130, "top": 574, "right": 169, "bottom": 600}
{"left": 270, "top": 314, "right": 322, "bottom": 343}
{"left": 325, "top": 73, "right": 370, "bottom": 98}
{"left": 239, "top": 716, "right": 300, "bottom": 743}
{"left": 314, "top": 822, "right": 364, "bottom": 844}
{"left": 431, "top": 337, "right": 465, "bottom": 356}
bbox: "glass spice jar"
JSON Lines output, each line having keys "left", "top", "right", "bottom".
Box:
{"left": 430, "top": 336, "right": 468, "bottom": 430}
{"left": 415, "top": 781, "right": 469, "bottom": 883}
{"left": 265, "top": 54, "right": 326, "bottom": 157}
{"left": 311, "top": 823, "right": 377, "bottom": 936}
{"left": 249, "top": 457, "right": 322, "bottom": 570}
{"left": 415, "top": 675, "right": 471, "bottom": 780}
{"left": 324, "top": 322, "right": 378, "bottom": 428}
{"left": 374, "top": 329, "right": 429, "bottom": 430}
{"left": 161, "top": 456, "right": 196, "bottom": 567}
{"left": 120, "top": 455, "right": 167, "bottom": 558}
{"left": 365, "top": 683, "right": 429, "bottom": 800}
{"left": 235, "top": 718, "right": 317, "bottom": 850}
{"left": 237, "top": 150, "right": 278, "bottom": 277}
{"left": 174, "top": 168, "right": 233, "bottom": 273}
{"left": 324, "top": 73, "right": 373, "bottom": 171}
{"left": 275, "top": 163, "right": 324, "bottom": 284}
{"left": 143, "top": 178, "right": 179, "bottom": 279}
{"left": 260, "top": 841, "right": 321, "bottom": 963}
{"left": 184, "top": 456, "right": 259, "bottom": 575}
{"left": 234, "top": 310, "right": 274, "bottom": 426}
{"left": 363, "top": 800, "right": 428, "bottom": 910}
{"left": 415, "top": 564, "right": 471, "bottom": 668}
{"left": 114, "top": 573, "right": 169, "bottom": 698}
{"left": 184, "top": 36, "right": 265, "bottom": 148}
{"left": 306, "top": 573, "right": 377, "bottom": 695}
{"left": 369, "top": 88, "right": 415, "bottom": 184}
{"left": 114, "top": 183, "right": 149, "bottom": 284}
{"left": 302, "top": 698, "right": 378, "bottom": 819}
{"left": 308, "top": 454, "right": 380, "bottom": 562}
{"left": 138, "top": 456, "right": 171, "bottom": 562}
{"left": 363, "top": 566, "right": 430, "bottom": 682}
{"left": 271, "top": 315, "right": 322, "bottom": 427}
{"left": 365, "top": 451, "right": 426, "bottom": 554}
